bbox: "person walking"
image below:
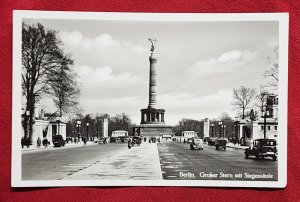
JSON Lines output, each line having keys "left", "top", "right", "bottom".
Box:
{"left": 82, "top": 136, "right": 87, "bottom": 147}
{"left": 128, "top": 137, "right": 132, "bottom": 149}
{"left": 37, "top": 137, "right": 41, "bottom": 148}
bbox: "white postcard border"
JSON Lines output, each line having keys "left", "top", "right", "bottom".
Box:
{"left": 12, "top": 11, "right": 289, "bottom": 188}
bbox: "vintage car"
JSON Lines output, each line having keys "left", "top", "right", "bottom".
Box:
{"left": 190, "top": 138, "right": 204, "bottom": 150}
{"left": 52, "top": 135, "right": 65, "bottom": 147}
{"left": 244, "top": 139, "right": 277, "bottom": 161}
{"left": 208, "top": 137, "right": 217, "bottom": 146}
{"left": 132, "top": 136, "right": 141, "bottom": 146}
{"left": 98, "top": 137, "right": 107, "bottom": 144}
{"left": 215, "top": 137, "right": 227, "bottom": 150}
{"left": 203, "top": 137, "right": 211, "bottom": 143}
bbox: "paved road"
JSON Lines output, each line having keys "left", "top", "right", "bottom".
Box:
{"left": 157, "top": 141, "right": 278, "bottom": 181}
{"left": 22, "top": 143, "right": 127, "bottom": 180}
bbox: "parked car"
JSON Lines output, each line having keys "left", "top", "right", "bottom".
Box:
{"left": 52, "top": 135, "right": 65, "bottom": 147}
{"left": 208, "top": 137, "right": 217, "bottom": 146}
{"left": 215, "top": 137, "right": 227, "bottom": 150}
{"left": 190, "top": 138, "right": 204, "bottom": 150}
{"left": 187, "top": 138, "right": 194, "bottom": 144}
{"left": 203, "top": 137, "right": 210, "bottom": 143}
{"left": 98, "top": 137, "right": 107, "bottom": 144}
{"left": 132, "top": 136, "right": 141, "bottom": 146}
{"left": 244, "top": 139, "right": 277, "bottom": 161}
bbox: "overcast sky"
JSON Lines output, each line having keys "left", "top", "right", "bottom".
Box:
{"left": 24, "top": 18, "right": 278, "bottom": 125}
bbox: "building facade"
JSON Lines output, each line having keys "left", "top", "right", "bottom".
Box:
{"left": 237, "top": 95, "right": 278, "bottom": 146}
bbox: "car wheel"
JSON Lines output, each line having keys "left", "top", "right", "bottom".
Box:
{"left": 216, "top": 146, "right": 218, "bottom": 150}
{"left": 273, "top": 156, "right": 277, "bottom": 161}
{"left": 245, "top": 152, "right": 249, "bottom": 159}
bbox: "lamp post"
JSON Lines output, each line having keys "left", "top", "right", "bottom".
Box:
{"left": 262, "top": 106, "right": 270, "bottom": 139}
{"left": 223, "top": 125, "right": 226, "bottom": 138}
{"left": 261, "top": 93, "right": 270, "bottom": 139}
{"left": 218, "top": 121, "right": 222, "bottom": 138}
{"left": 76, "top": 120, "right": 81, "bottom": 139}
{"left": 211, "top": 123, "right": 214, "bottom": 137}
{"left": 235, "top": 116, "right": 240, "bottom": 141}
{"left": 86, "top": 123, "right": 89, "bottom": 141}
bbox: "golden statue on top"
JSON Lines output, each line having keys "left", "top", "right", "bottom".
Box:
{"left": 148, "top": 35, "right": 157, "bottom": 53}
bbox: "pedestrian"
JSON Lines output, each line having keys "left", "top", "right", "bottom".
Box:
{"left": 43, "top": 138, "right": 48, "bottom": 148}
{"left": 82, "top": 136, "right": 87, "bottom": 147}
{"left": 21, "top": 137, "right": 24, "bottom": 148}
{"left": 128, "top": 137, "right": 132, "bottom": 149}
{"left": 37, "top": 137, "right": 41, "bottom": 148}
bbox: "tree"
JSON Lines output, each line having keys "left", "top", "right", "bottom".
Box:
{"left": 218, "top": 112, "right": 234, "bottom": 138}
{"left": 47, "top": 63, "right": 80, "bottom": 117}
{"left": 22, "top": 22, "right": 73, "bottom": 143}
{"left": 264, "top": 46, "right": 279, "bottom": 91}
{"left": 232, "top": 86, "right": 256, "bottom": 119}
{"left": 173, "top": 118, "right": 204, "bottom": 137}
{"left": 255, "top": 86, "right": 269, "bottom": 117}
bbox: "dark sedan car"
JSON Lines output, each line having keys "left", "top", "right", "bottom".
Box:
{"left": 52, "top": 135, "right": 65, "bottom": 147}
{"left": 245, "top": 139, "right": 277, "bottom": 161}
{"left": 215, "top": 137, "right": 227, "bottom": 150}
{"left": 208, "top": 137, "right": 217, "bottom": 146}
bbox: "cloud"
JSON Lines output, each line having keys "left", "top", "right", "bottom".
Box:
{"left": 186, "top": 50, "right": 258, "bottom": 78}
{"left": 60, "top": 31, "right": 147, "bottom": 53}
{"left": 159, "top": 90, "right": 232, "bottom": 110}
{"left": 76, "top": 65, "right": 144, "bottom": 89}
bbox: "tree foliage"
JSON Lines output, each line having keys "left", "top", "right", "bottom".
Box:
{"left": 66, "top": 113, "right": 135, "bottom": 138}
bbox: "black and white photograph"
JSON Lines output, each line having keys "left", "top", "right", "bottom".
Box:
{"left": 12, "top": 11, "right": 288, "bottom": 187}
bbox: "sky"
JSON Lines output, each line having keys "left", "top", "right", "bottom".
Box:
{"left": 24, "top": 18, "right": 279, "bottom": 125}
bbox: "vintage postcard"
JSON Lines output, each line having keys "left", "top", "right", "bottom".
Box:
{"left": 12, "top": 11, "right": 288, "bottom": 187}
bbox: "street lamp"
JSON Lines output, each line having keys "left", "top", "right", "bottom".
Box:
{"left": 222, "top": 125, "right": 226, "bottom": 138}
{"left": 86, "top": 122, "right": 89, "bottom": 141}
{"left": 262, "top": 106, "right": 270, "bottom": 139}
{"left": 76, "top": 120, "right": 81, "bottom": 139}
{"left": 218, "top": 121, "right": 222, "bottom": 138}
{"left": 211, "top": 123, "right": 214, "bottom": 137}
{"left": 235, "top": 116, "right": 240, "bottom": 141}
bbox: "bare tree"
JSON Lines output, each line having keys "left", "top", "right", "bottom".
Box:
{"left": 264, "top": 45, "right": 279, "bottom": 91}
{"left": 232, "top": 86, "right": 256, "bottom": 119}
{"left": 22, "top": 22, "right": 73, "bottom": 143}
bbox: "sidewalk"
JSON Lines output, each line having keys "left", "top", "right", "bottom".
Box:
{"left": 226, "top": 143, "right": 248, "bottom": 150}
{"left": 21, "top": 141, "right": 97, "bottom": 153}
{"left": 63, "top": 143, "right": 162, "bottom": 180}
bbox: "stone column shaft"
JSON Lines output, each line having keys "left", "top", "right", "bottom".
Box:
{"left": 148, "top": 53, "right": 157, "bottom": 108}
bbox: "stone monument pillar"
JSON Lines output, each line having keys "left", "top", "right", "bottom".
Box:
{"left": 203, "top": 118, "right": 210, "bottom": 138}
{"left": 133, "top": 36, "right": 172, "bottom": 138}
{"left": 148, "top": 52, "right": 158, "bottom": 109}
{"left": 102, "top": 119, "right": 108, "bottom": 138}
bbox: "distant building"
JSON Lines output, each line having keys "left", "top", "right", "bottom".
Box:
{"left": 182, "top": 131, "right": 197, "bottom": 138}
{"left": 237, "top": 95, "right": 278, "bottom": 146}
{"left": 21, "top": 103, "right": 66, "bottom": 147}
{"left": 111, "top": 130, "right": 128, "bottom": 137}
